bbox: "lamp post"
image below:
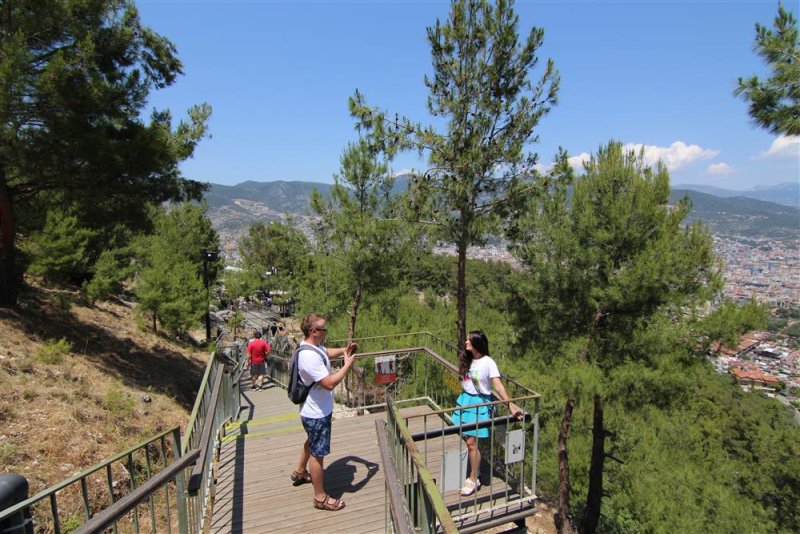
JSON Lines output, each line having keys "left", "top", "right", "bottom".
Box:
{"left": 200, "top": 251, "right": 220, "bottom": 342}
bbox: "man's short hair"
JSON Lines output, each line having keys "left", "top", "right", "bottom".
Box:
{"left": 301, "top": 313, "right": 326, "bottom": 337}
{"left": 254, "top": 330, "right": 262, "bottom": 338}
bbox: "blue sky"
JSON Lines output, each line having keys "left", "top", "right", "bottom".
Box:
{"left": 137, "top": 0, "right": 800, "bottom": 190}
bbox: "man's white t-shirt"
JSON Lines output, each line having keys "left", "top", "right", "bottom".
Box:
{"left": 461, "top": 355, "right": 500, "bottom": 396}
{"left": 297, "top": 342, "right": 333, "bottom": 419}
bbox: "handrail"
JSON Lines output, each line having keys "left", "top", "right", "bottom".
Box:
{"left": 410, "top": 412, "right": 533, "bottom": 441}
{"left": 388, "top": 401, "right": 459, "bottom": 533}
{"left": 374, "top": 420, "right": 415, "bottom": 534}
{"left": 0, "top": 426, "right": 181, "bottom": 520}
{"left": 188, "top": 366, "right": 224, "bottom": 494}
{"left": 72, "top": 449, "right": 201, "bottom": 534}
{"left": 182, "top": 352, "right": 217, "bottom": 456}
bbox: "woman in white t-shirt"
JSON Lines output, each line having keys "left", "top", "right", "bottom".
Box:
{"left": 451, "top": 331, "right": 522, "bottom": 496}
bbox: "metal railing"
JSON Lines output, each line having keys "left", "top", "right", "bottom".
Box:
{"left": 383, "top": 400, "right": 459, "bottom": 534}
{"left": 0, "top": 327, "right": 248, "bottom": 534}
{"left": 275, "top": 331, "right": 541, "bottom": 532}
{"left": 0, "top": 427, "right": 190, "bottom": 534}
{"left": 1, "top": 329, "right": 539, "bottom": 534}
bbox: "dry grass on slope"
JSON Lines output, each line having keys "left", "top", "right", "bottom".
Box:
{"left": 0, "top": 283, "right": 207, "bottom": 499}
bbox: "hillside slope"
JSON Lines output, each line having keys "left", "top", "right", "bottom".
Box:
{"left": 0, "top": 283, "right": 207, "bottom": 498}
{"left": 671, "top": 188, "right": 799, "bottom": 240}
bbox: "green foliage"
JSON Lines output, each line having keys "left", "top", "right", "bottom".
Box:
{"left": 0, "top": 0, "right": 211, "bottom": 304}
{"left": 102, "top": 387, "right": 135, "bottom": 418}
{"left": 238, "top": 220, "right": 310, "bottom": 297}
{"left": 784, "top": 322, "right": 800, "bottom": 338}
{"left": 35, "top": 338, "right": 72, "bottom": 365}
{"left": 350, "top": 0, "right": 559, "bottom": 345}
{"left": 698, "top": 300, "right": 769, "bottom": 348}
{"left": 507, "top": 141, "right": 728, "bottom": 530}
{"left": 735, "top": 6, "right": 800, "bottom": 136}
{"left": 134, "top": 203, "right": 217, "bottom": 334}
{"left": 509, "top": 142, "right": 722, "bottom": 362}
{"left": 136, "top": 254, "right": 204, "bottom": 334}
{"left": 60, "top": 514, "right": 83, "bottom": 534}
{"left": 0, "top": 442, "right": 18, "bottom": 467}
{"left": 220, "top": 268, "right": 261, "bottom": 304}
{"left": 83, "top": 246, "right": 135, "bottom": 302}
{"left": 311, "top": 138, "right": 414, "bottom": 337}
{"left": 25, "top": 206, "right": 96, "bottom": 283}
{"left": 226, "top": 310, "right": 245, "bottom": 339}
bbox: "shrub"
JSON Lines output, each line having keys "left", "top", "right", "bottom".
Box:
{"left": 103, "top": 387, "right": 135, "bottom": 418}
{"left": 0, "top": 442, "right": 17, "bottom": 466}
{"left": 36, "top": 338, "right": 72, "bottom": 365}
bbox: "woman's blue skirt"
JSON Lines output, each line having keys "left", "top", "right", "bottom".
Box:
{"left": 451, "top": 392, "right": 493, "bottom": 438}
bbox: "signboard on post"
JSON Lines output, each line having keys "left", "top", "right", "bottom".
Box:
{"left": 374, "top": 355, "right": 397, "bottom": 385}
{"left": 444, "top": 372, "right": 462, "bottom": 395}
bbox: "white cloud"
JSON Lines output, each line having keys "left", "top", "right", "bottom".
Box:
{"left": 623, "top": 141, "right": 719, "bottom": 171}
{"left": 759, "top": 135, "right": 800, "bottom": 158}
{"left": 567, "top": 152, "right": 591, "bottom": 170}
{"left": 706, "top": 162, "right": 734, "bottom": 175}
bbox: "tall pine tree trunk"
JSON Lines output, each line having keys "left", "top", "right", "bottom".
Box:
{"left": 581, "top": 395, "right": 605, "bottom": 534}
{"left": 348, "top": 280, "right": 362, "bottom": 340}
{"left": 456, "top": 237, "right": 467, "bottom": 349}
{"left": 0, "top": 168, "right": 17, "bottom": 306}
{"left": 555, "top": 396, "right": 576, "bottom": 534}
{"left": 349, "top": 281, "right": 365, "bottom": 414}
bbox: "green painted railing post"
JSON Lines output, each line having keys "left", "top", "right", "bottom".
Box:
{"left": 172, "top": 428, "right": 189, "bottom": 534}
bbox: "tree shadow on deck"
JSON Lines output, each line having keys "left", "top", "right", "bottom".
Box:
{"left": 325, "top": 455, "right": 380, "bottom": 499}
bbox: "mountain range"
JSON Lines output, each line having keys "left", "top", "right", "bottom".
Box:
{"left": 673, "top": 182, "right": 799, "bottom": 208}
{"left": 204, "top": 180, "right": 799, "bottom": 251}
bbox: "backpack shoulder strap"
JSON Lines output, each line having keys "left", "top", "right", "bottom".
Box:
{"left": 295, "top": 343, "right": 327, "bottom": 388}
{"left": 298, "top": 343, "right": 328, "bottom": 363}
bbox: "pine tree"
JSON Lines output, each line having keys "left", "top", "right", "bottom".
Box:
{"left": 134, "top": 203, "right": 219, "bottom": 335}
{"left": 238, "top": 220, "right": 309, "bottom": 299}
{"left": 735, "top": 6, "right": 800, "bottom": 136}
{"left": 26, "top": 206, "right": 95, "bottom": 283}
{"left": 350, "top": 0, "right": 558, "bottom": 347}
{"left": 0, "top": 0, "right": 210, "bottom": 305}
{"left": 509, "top": 142, "right": 722, "bottom": 533}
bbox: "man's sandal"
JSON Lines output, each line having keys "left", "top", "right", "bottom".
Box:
{"left": 290, "top": 470, "right": 312, "bottom": 485}
{"left": 313, "top": 494, "right": 345, "bottom": 511}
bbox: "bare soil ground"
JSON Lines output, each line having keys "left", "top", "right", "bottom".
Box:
{"left": 0, "top": 282, "right": 207, "bottom": 498}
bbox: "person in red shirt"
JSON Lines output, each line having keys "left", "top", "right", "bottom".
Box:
{"left": 246, "top": 330, "right": 271, "bottom": 391}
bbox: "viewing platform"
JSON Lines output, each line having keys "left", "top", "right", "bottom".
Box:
{"left": 209, "top": 331, "right": 541, "bottom": 533}
{"left": 0, "top": 330, "right": 541, "bottom": 534}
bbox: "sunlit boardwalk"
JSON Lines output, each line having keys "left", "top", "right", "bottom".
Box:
{"left": 209, "top": 376, "right": 535, "bottom": 533}
{"left": 209, "top": 381, "right": 388, "bottom": 534}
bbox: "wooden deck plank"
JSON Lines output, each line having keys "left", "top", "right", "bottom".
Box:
{"left": 210, "top": 382, "right": 388, "bottom": 534}
{"left": 209, "top": 379, "right": 535, "bottom": 533}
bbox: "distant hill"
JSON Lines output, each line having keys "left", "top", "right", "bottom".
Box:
{"left": 204, "top": 181, "right": 334, "bottom": 252}
{"left": 203, "top": 180, "right": 799, "bottom": 250}
{"left": 670, "top": 189, "right": 799, "bottom": 241}
{"left": 674, "top": 182, "right": 799, "bottom": 209}
{"left": 205, "top": 180, "right": 334, "bottom": 213}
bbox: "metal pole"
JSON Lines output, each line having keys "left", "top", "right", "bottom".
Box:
{"left": 204, "top": 260, "right": 211, "bottom": 342}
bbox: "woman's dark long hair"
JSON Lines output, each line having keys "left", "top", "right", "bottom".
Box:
{"left": 458, "top": 331, "right": 490, "bottom": 378}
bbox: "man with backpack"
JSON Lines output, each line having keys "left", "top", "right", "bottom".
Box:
{"left": 290, "top": 313, "right": 357, "bottom": 512}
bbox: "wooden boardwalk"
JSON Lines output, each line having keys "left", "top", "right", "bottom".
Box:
{"left": 209, "top": 381, "right": 389, "bottom": 534}
{"left": 209, "top": 379, "right": 534, "bottom": 533}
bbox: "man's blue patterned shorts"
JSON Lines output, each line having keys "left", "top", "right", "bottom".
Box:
{"left": 301, "top": 413, "right": 332, "bottom": 457}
